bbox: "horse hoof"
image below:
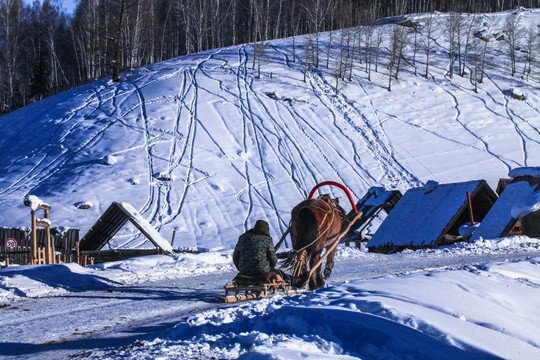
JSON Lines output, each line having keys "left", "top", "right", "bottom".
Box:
{"left": 308, "top": 279, "right": 319, "bottom": 291}
{"left": 323, "top": 269, "right": 332, "bottom": 279}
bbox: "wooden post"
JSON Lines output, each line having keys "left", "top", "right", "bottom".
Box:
{"left": 75, "top": 241, "right": 80, "bottom": 265}
{"left": 170, "top": 230, "right": 176, "bottom": 247}
{"left": 51, "top": 237, "right": 56, "bottom": 264}
{"left": 44, "top": 208, "right": 52, "bottom": 264}
{"left": 45, "top": 230, "right": 52, "bottom": 264}
{"left": 466, "top": 191, "right": 474, "bottom": 225}
{"left": 25, "top": 199, "right": 53, "bottom": 265}
{"left": 38, "top": 247, "right": 45, "bottom": 264}
{"left": 31, "top": 210, "right": 37, "bottom": 264}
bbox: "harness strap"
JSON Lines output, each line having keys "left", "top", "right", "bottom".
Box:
{"left": 295, "top": 206, "right": 338, "bottom": 253}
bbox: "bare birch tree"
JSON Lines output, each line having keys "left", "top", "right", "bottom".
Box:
{"left": 0, "top": 0, "right": 24, "bottom": 111}
{"left": 423, "top": 12, "right": 437, "bottom": 78}
{"left": 304, "top": 0, "right": 332, "bottom": 68}
{"left": 471, "top": 35, "right": 483, "bottom": 93}
{"left": 445, "top": 12, "right": 461, "bottom": 78}
{"left": 393, "top": 24, "right": 410, "bottom": 80}
{"left": 503, "top": 12, "right": 521, "bottom": 77}
{"left": 303, "top": 36, "right": 315, "bottom": 83}
{"left": 523, "top": 24, "right": 538, "bottom": 81}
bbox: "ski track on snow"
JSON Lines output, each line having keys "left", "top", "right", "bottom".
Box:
{"left": 220, "top": 63, "right": 314, "bottom": 202}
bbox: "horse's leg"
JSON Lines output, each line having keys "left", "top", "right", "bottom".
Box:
{"left": 309, "top": 249, "right": 326, "bottom": 289}
{"left": 323, "top": 245, "right": 337, "bottom": 279}
{"left": 308, "top": 250, "right": 323, "bottom": 290}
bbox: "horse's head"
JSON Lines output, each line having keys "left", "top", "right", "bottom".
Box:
{"left": 317, "top": 194, "right": 345, "bottom": 217}
{"left": 317, "top": 193, "right": 333, "bottom": 203}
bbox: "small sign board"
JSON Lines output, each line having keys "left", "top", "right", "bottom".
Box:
{"left": 5, "top": 238, "right": 17, "bottom": 250}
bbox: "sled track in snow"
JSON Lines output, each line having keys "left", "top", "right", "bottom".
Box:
{"left": 429, "top": 73, "right": 516, "bottom": 173}
{"left": 0, "top": 93, "right": 118, "bottom": 199}
{"left": 481, "top": 71, "right": 540, "bottom": 166}
{"left": 307, "top": 70, "right": 419, "bottom": 189}
{"left": 236, "top": 45, "right": 286, "bottom": 229}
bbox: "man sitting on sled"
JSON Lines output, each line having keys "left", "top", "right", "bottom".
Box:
{"left": 233, "top": 219, "right": 307, "bottom": 289}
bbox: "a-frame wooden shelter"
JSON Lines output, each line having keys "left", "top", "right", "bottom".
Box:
{"left": 79, "top": 202, "right": 173, "bottom": 253}
{"left": 368, "top": 180, "right": 497, "bottom": 253}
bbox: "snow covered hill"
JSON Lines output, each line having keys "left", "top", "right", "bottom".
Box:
{"left": 2, "top": 8, "right": 540, "bottom": 359}
{"left": 1, "top": 9, "right": 540, "bottom": 252}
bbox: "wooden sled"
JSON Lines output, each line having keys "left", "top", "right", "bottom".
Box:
{"left": 221, "top": 213, "right": 362, "bottom": 303}
{"left": 220, "top": 273, "right": 305, "bottom": 303}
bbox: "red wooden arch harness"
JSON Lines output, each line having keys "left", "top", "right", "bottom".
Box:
{"left": 307, "top": 181, "right": 358, "bottom": 213}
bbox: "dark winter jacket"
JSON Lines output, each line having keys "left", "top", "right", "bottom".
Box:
{"left": 233, "top": 229, "right": 277, "bottom": 276}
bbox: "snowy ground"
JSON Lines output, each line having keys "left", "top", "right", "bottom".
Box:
{"left": 1, "top": 237, "right": 540, "bottom": 359}
{"left": 1, "top": 7, "right": 540, "bottom": 360}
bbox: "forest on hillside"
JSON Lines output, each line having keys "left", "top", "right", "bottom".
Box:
{"left": 1, "top": 0, "right": 539, "bottom": 114}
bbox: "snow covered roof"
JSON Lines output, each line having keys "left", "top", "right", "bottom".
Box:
{"left": 368, "top": 180, "right": 497, "bottom": 252}
{"left": 470, "top": 177, "right": 540, "bottom": 242}
{"left": 79, "top": 202, "right": 173, "bottom": 253}
{"left": 508, "top": 166, "right": 540, "bottom": 179}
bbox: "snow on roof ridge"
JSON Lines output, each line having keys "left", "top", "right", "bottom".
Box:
{"left": 423, "top": 180, "right": 439, "bottom": 194}
{"left": 511, "top": 190, "right": 540, "bottom": 218}
{"left": 508, "top": 167, "right": 540, "bottom": 179}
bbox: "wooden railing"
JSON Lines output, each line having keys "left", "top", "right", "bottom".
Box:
{"left": 1, "top": 242, "right": 93, "bottom": 268}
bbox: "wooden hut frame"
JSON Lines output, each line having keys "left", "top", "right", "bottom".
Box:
{"left": 79, "top": 202, "right": 173, "bottom": 256}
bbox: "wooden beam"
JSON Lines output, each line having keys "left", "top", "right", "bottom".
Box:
{"left": 31, "top": 210, "right": 37, "bottom": 264}
{"left": 466, "top": 191, "right": 475, "bottom": 225}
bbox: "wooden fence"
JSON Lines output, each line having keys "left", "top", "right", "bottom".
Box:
{"left": 0, "top": 228, "right": 79, "bottom": 253}
{"left": 0, "top": 227, "right": 83, "bottom": 266}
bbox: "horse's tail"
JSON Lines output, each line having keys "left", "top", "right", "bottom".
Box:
{"left": 295, "top": 206, "right": 319, "bottom": 253}
{"left": 281, "top": 206, "right": 318, "bottom": 271}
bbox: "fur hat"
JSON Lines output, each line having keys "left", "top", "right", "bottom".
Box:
{"left": 253, "top": 219, "right": 270, "bottom": 236}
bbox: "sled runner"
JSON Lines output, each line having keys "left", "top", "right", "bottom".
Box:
{"left": 220, "top": 272, "right": 305, "bottom": 303}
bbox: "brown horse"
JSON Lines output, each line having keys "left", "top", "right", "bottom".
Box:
{"left": 289, "top": 195, "right": 345, "bottom": 290}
